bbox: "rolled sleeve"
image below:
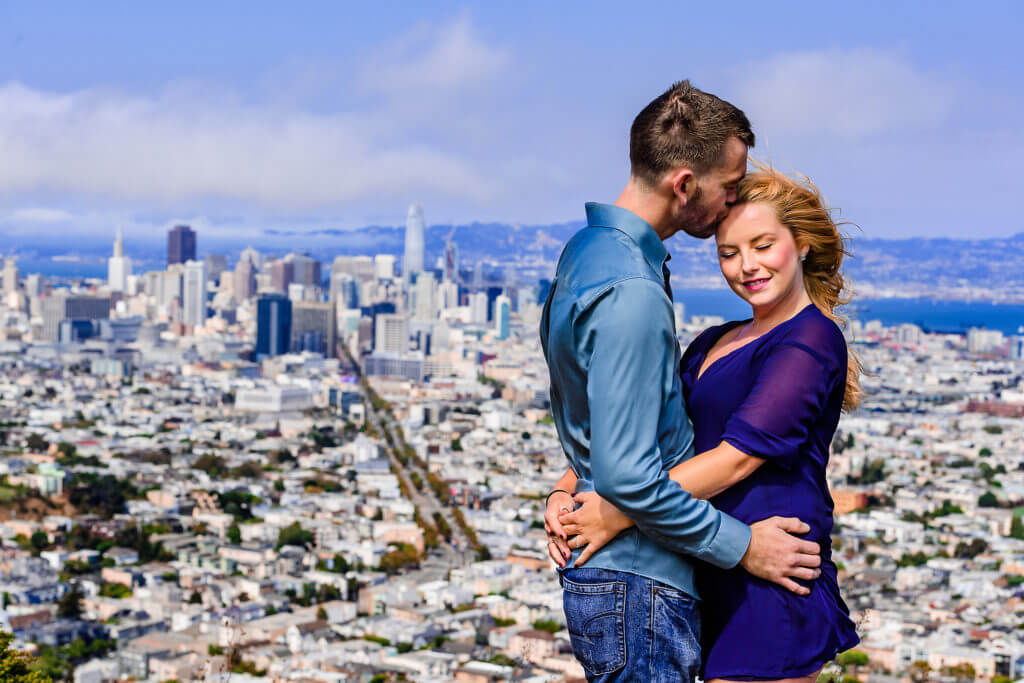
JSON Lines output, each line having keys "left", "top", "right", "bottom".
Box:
{"left": 583, "top": 278, "right": 749, "bottom": 568}
{"left": 721, "top": 341, "right": 838, "bottom": 469}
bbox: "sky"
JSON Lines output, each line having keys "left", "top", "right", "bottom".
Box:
{"left": 0, "top": 1, "right": 1021, "bottom": 246}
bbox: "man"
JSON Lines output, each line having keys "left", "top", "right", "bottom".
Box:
{"left": 539, "top": 81, "right": 822, "bottom": 681}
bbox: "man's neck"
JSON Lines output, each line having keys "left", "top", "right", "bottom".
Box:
{"left": 614, "top": 179, "right": 674, "bottom": 241}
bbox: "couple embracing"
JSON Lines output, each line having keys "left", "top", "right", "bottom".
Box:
{"left": 539, "top": 81, "right": 861, "bottom": 682}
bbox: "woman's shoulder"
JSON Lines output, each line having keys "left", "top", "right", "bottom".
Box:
{"left": 774, "top": 305, "right": 847, "bottom": 361}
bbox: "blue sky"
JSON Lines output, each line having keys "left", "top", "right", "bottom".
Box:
{"left": 0, "top": 1, "right": 1021, "bottom": 243}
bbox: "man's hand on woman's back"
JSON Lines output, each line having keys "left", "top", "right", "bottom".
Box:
{"left": 740, "top": 516, "right": 821, "bottom": 595}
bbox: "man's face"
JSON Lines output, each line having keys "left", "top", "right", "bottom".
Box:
{"left": 678, "top": 137, "right": 748, "bottom": 239}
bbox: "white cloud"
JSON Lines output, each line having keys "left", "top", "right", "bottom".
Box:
{"left": 732, "top": 48, "right": 955, "bottom": 139}
{"left": 8, "top": 207, "right": 73, "bottom": 222}
{"left": 357, "top": 13, "right": 510, "bottom": 95}
{"left": 0, "top": 16, "right": 518, "bottom": 212}
{"left": 0, "top": 80, "right": 496, "bottom": 209}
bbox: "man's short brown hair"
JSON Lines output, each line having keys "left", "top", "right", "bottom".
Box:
{"left": 630, "top": 80, "right": 755, "bottom": 187}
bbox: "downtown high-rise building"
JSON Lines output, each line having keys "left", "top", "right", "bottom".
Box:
{"left": 291, "top": 301, "right": 337, "bottom": 357}
{"left": 2, "top": 257, "right": 19, "bottom": 294}
{"left": 107, "top": 227, "right": 133, "bottom": 293}
{"left": 374, "top": 313, "right": 409, "bottom": 354}
{"left": 494, "top": 294, "right": 511, "bottom": 340}
{"left": 234, "top": 257, "right": 256, "bottom": 301}
{"left": 182, "top": 260, "right": 207, "bottom": 327}
{"left": 41, "top": 293, "right": 111, "bottom": 342}
{"left": 403, "top": 203, "right": 425, "bottom": 277}
{"left": 443, "top": 232, "right": 459, "bottom": 283}
{"left": 256, "top": 294, "right": 292, "bottom": 359}
{"left": 167, "top": 225, "right": 197, "bottom": 266}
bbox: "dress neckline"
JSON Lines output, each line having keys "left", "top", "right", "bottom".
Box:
{"left": 694, "top": 304, "right": 818, "bottom": 384}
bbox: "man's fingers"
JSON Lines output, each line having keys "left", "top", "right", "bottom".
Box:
{"left": 788, "top": 567, "right": 821, "bottom": 581}
{"left": 774, "top": 516, "right": 811, "bottom": 535}
{"left": 558, "top": 510, "right": 580, "bottom": 526}
{"left": 576, "top": 545, "right": 596, "bottom": 567}
{"left": 791, "top": 552, "right": 821, "bottom": 568}
{"left": 561, "top": 523, "right": 581, "bottom": 537}
{"left": 573, "top": 491, "right": 597, "bottom": 504}
{"left": 777, "top": 577, "right": 811, "bottom": 596}
{"left": 795, "top": 540, "right": 820, "bottom": 556}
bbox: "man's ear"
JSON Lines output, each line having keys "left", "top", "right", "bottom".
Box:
{"left": 667, "top": 168, "right": 695, "bottom": 206}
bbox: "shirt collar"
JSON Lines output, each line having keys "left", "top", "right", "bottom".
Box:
{"left": 585, "top": 202, "right": 670, "bottom": 270}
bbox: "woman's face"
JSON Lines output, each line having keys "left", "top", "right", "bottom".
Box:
{"left": 715, "top": 201, "right": 808, "bottom": 311}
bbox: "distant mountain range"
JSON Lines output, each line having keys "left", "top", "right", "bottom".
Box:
{"left": 7, "top": 222, "right": 1024, "bottom": 299}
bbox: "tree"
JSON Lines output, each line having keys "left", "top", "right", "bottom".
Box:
{"left": 943, "top": 662, "right": 975, "bottom": 682}
{"left": 227, "top": 523, "right": 241, "bottom": 545}
{"left": 837, "top": 650, "right": 868, "bottom": 676}
{"left": 978, "top": 492, "right": 999, "bottom": 508}
{"left": 0, "top": 630, "right": 47, "bottom": 682}
{"left": 954, "top": 538, "right": 988, "bottom": 559}
{"left": 1011, "top": 515, "right": 1024, "bottom": 540}
{"left": 57, "top": 584, "right": 84, "bottom": 619}
{"left": 25, "top": 434, "right": 48, "bottom": 452}
{"left": 276, "top": 522, "right": 314, "bottom": 550}
{"left": 29, "top": 531, "right": 48, "bottom": 554}
{"left": 316, "top": 606, "right": 327, "bottom": 621}
{"left": 979, "top": 447, "right": 992, "bottom": 457}
{"left": 908, "top": 660, "right": 931, "bottom": 683}
{"left": 189, "top": 591, "right": 203, "bottom": 604}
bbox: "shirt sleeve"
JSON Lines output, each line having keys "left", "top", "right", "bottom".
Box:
{"left": 721, "top": 340, "right": 840, "bottom": 469}
{"left": 583, "top": 278, "right": 750, "bottom": 569}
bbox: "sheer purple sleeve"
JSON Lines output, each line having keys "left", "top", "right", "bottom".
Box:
{"left": 720, "top": 341, "right": 840, "bottom": 469}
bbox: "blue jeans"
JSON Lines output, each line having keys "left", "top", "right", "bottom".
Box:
{"left": 561, "top": 567, "right": 701, "bottom": 682}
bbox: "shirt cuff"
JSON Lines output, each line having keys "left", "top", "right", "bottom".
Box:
{"left": 696, "top": 513, "right": 751, "bottom": 569}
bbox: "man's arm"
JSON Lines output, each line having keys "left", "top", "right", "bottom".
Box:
{"left": 583, "top": 279, "right": 749, "bottom": 569}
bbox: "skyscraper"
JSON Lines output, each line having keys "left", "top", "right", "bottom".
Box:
{"left": 374, "top": 313, "right": 409, "bottom": 354}
{"left": 256, "top": 294, "right": 292, "bottom": 359}
{"left": 234, "top": 258, "right": 256, "bottom": 301}
{"left": 412, "top": 271, "right": 436, "bottom": 321}
{"left": 108, "top": 227, "right": 133, "bottom": 293}
{"left": 374, "top": 254, "right": 396, "bottom": 280}
{"left": 291, "top": 301, "right": 337, "bottom": 357}
{"left": 2, "top": 257, "right": 19, "bottom": 294}
{"left": 494, "top": 294, "right": 511, "bottom": 340}
{"left": 182, "top": 260, "right": 207, "bottom": 327}
{"left": 167, "top": 225, "right": 197, "bottom": 266}
{"left": 41, "top": 294, "right": 111, "bottom": 342}
{"left": 403, "top": 203, "right": 425, "bottom": 277}
{"left": 443, "top": 230, "right": 459, "bottom": 283}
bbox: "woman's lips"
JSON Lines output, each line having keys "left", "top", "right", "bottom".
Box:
{"left": 742, "top": 277, "right": 770, "bottom": 292}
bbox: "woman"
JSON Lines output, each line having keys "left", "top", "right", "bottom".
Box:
{"left": 545, "top": 167, "right": 861, "bottom": 682}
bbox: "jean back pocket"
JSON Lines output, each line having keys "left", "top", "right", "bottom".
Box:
{"left": 561, "top": 574, "right": 627, "bottom": 676}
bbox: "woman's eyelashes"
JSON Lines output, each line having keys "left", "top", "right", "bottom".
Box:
{"left": 718, "top": 243, "right": 772, "bottom": 259}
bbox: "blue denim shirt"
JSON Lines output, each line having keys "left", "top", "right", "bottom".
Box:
{"left": 540, "top": 202, "right": 751, "bottom": 598}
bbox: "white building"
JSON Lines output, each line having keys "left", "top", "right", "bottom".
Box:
{"left": 107, "top": 227, "right": 133, "bottom": 293}
{"left": 182, "top": 260, "right": 207, "bottom": 327}
{"left": 375, "top": 254, "right": 396, "bottom": 280}
{"left": 404, "top": 203, "right": 425, "bottom": 277}
{"left": 375, "top": 313, "right": 409, "bottom": 354}
{"left": 234, "top": 385, "right": 313, "bottom": 412}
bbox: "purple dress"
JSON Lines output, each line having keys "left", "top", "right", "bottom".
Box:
{"left": 680, "top": 304, "right": 859, "bottom": 680}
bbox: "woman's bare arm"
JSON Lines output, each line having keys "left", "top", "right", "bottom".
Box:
{"left": 667, "top": 441, "right": 765, "bottom": 500}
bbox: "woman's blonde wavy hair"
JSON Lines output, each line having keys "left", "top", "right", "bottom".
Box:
{"left": 736, "top": 162, "right": 862, "bottom": 411}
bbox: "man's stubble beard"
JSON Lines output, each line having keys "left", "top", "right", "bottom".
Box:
{"left": 677, "top": 185, "right": 720, "bottom": 240}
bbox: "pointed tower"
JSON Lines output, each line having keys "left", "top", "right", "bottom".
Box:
{"left": 108, "top": 226, "right": 133, "bottom": 292}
